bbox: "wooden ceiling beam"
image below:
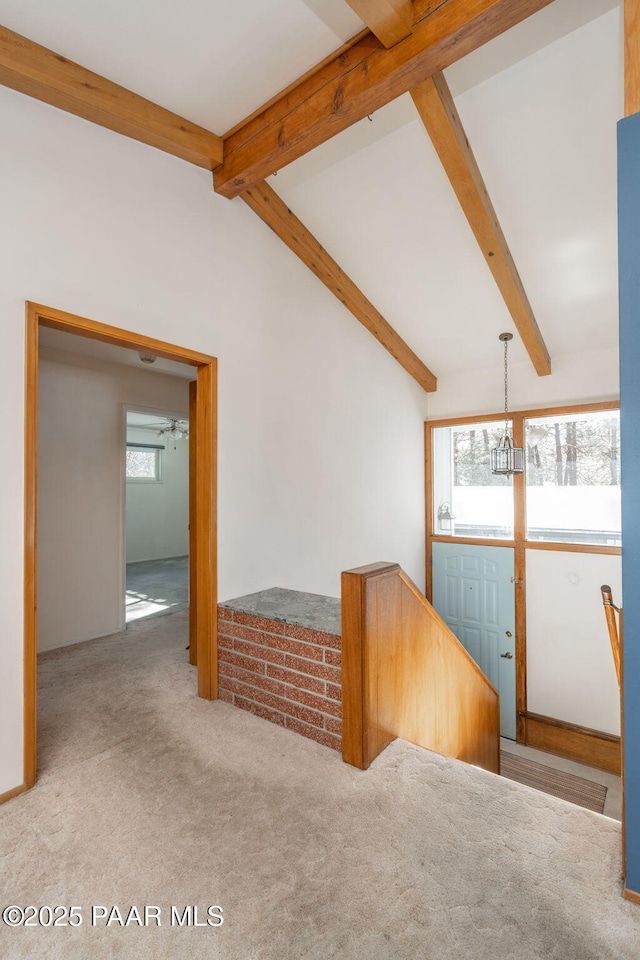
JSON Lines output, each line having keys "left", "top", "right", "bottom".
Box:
{"left": 343, "top": 0, "right": 414, "bottom": 49}
{"left": 214, "top": 0, "right": 555, "bottom": 198}
{"left": 625, "top": 0, "right": 640, "bottom": 117}
{"left": 0, "top": 25, "right": 223, "bottom": 170}
{"left": 410, "top": 72, "right": 551, "bottom": 376}
{"left": 241, "top": 181, "right": 437, "bottom": 392}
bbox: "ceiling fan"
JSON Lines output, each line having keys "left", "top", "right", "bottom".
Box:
{"left": 156, "top": 418, "right": 189, "bottom": 442}
{"left": 130, "top": 417, "right": 189, "bottom": 445}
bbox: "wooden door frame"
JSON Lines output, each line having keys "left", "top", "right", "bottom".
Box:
{"left": 188, "top": 379, "right": 198, "bottom": 667}
{"left": 24, "top": 301, "right": 218, "bottom": 790}
{"left": 425, "top": 400, "right": 620, "bottom": 761}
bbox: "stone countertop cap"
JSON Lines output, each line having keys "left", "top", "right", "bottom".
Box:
{"left": 219, "top": 587, "right": 341, "bottom": 636}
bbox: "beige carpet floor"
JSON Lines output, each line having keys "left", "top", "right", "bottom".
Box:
{"left": 1, "top": 611, "right": 640, "bottom": 959}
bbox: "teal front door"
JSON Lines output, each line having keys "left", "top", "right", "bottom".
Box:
{"left": 431, "top": 542, "right": 516, "bottom": 740}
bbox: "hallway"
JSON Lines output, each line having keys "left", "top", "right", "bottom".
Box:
{"left": 4, "top": 611, "right": 636, "bottom": 959}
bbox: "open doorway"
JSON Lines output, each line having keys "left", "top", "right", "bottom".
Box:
{"left": 24, "top": 302, "right": 218, "bottom": 791}
{"left": 125, "top": 408, "right": 190, "bottom": 624}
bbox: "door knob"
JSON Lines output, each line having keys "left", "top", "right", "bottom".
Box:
{"left": 505, "top": 630, "right": 512, "bottom": 637}
{"left": 500, "top": 652, "right": 513, "bottom": 659}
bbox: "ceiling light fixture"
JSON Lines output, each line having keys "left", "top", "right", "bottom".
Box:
{"left": 157, "top": 418, "right": 189, "bottom": 448}
{"left": 138, "top": 352, "right": 157, "bottom": 364}
{"left": 490, "top": 333, "right": 524, "bottom": 476}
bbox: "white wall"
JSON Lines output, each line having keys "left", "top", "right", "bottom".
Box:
{"left": 0, "top": 87, "right": 427, "bottom": 794}
{"left": 426, "top": 346, "right": 619, "bottom": 422}
{"left": 126, "top": 425, "right": 189, "bottom": 563}
{"left": 526, "top": 550, "right": 621, "bottom": 734}
{"left": 38, "top": 348, "right": 189, "bottom": 653}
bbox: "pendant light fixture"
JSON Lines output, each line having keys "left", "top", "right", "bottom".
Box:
{"left": 490, "top": 332, "right": 524, "bottom": 475}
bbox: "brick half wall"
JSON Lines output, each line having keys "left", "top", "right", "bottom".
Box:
{"left": 217, "top": 606, "right": 342, "bottom": 751}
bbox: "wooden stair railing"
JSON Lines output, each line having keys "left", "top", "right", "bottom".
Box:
{"left": 601, "top": 584, "right": 622, "bottom": 687}
{"left": 341, "top": 562, "right": 500, "bottom": 774}
{"left": 601, "top": 583, "right": 625, "bottom": 881}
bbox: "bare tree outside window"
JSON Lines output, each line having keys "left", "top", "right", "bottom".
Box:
{"left": 433, "top": 421, "right": 514, "bottom": 539}
{"left": 126, "top": 446, "right": 161, "bottom": 481}
{"left": 525, "top": 412, "right": 620, "bottom": 544}
{"left": 452, "top": 424, "right": 511, "bottom": 487}
{"left": 526, "top": 416, "right": 619, "bottom": 487}
{"left": 432, "top": 409, "right": 620, "bottom": 545}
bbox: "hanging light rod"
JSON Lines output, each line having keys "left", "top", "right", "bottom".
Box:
{"left": 490, "top": 332, "right": 524, "bottom": 476}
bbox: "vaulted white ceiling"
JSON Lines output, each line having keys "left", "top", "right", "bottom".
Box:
{"left": 0, "top": 0, "right": 362, "bottom": 131}
{"left": 274, "top": 1, "right": 622, "bottom": 374}
{"left": 0, "top": 0, "right": 623, "bottom": 381}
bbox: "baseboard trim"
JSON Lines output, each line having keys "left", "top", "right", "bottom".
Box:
{"left": 38, "top": 625, "right": 124, "bottom": 655}
{"left": 0, "top": 783, "right": 26, "bottom": 805}
{"left": 523, "top": 712, "right": 621, "bottom": 775}
{"left": 623, "top": 887, "right": 640, "bottom": 906}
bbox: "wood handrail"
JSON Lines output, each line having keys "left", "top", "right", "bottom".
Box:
{"left": 341, "top": 562, "right": 500, "bottom": 774}
{"left": 600, "top": 583, "right": 625, "bottom": 880}
{"left": 601, "top": 584, "right": 622, "bottom": 688}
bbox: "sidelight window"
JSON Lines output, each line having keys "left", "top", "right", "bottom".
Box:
{"left": 525, "top": 410, "right": 620, "bottom": 545}
{"left": 432, "top": 420, "right": 514, "bottom": 539}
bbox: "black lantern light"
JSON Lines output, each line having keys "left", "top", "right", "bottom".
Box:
{"left": 490, "top": 333, "right": 524, "bottom": 476}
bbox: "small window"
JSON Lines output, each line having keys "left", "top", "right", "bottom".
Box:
{"left": 525, "top": 410, "right": 620, "bottom": 545}
{"left": 126, "top": 443, "right": 163, "bottom": 482}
